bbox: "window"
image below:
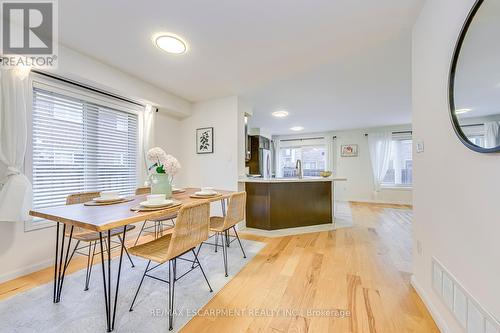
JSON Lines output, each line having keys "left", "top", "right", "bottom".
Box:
{"left": 279, "top": 145, "right": 326, "bottom": 177}
{"left": 30, "top": 86, "right": 138, "bottom": 212}
{"left": 462, "top": 124, "right": 485, "bottom": 147}
{"left": 382, "top": 135, "right": 412, "bottom": 186}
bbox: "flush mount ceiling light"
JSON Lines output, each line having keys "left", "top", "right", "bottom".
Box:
{"left": 455, "top": 108, "right": 472, "bottom": 115}
{"left": 290, "top": 126, "right": 304, "bottom": 131}
{"left": 153, "top": 33, "right": 188, "bottom": 54}
{"left": 272, "top": 110, "right": 289, "bottom": 118}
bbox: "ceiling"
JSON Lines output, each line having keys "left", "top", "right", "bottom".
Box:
{"left": 59, "top": 0, "right": 424, "bottom": 135}
{"left": 244, "top": 34, "right": 412, "bottom": 134}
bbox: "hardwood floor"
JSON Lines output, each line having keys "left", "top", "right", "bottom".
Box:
{"left": 0, "top": 202, "right": 438, "bottom": 332}
{"left": 181, "top": 202, "right": 437, "bottom": 333}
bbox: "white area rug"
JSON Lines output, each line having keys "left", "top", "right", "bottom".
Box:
{"left": 242, "top": 201, "right": 354, "bottom": 237}
{"left": 0, "top": 239, "right": 265, "bottom": 333}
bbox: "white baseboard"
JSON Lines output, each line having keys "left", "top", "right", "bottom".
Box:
{"left": 0, "top": 223, "right": 147, "bottom": 285}
{"left": 349, "top": 199, "right": 412, "bottom": 206}
{"left": 241, "top": 224, "right": 336, "bottom": 238}
{"left": 410, "top": 275, "right": 449, "bottom": 333}
{"left": 0, "top": 258, "right": 54, "bottom": 284}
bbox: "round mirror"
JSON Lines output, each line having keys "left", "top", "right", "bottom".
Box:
{"left": 450, "top": 0, "right": 500, "bottom": 153}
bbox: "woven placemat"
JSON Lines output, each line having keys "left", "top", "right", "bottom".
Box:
{"left": 84, "top": 198, "right": 134, "bottom": 206}
{"left": 131, "top": 201, "right": 182, "bottom": 212}
{"left": 189, "top": 193, "right": 223, "bottom": 199}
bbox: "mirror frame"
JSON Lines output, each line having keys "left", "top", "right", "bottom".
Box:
{"left": 449, "top": 0, "right": 500, "bottom": 153}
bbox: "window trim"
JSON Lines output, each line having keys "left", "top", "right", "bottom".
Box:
{"left": 278, "top": 141, "right": 328, "bottom": 178}
{"left": 380, "top": 184, "right": 413, "bottom": 190}
{"left": 24, "top": 74, "right": 142, "bottom": 232}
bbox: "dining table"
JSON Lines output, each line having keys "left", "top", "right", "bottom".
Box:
{"left": 29, "top": 187, "right": 234, "bottom": 332}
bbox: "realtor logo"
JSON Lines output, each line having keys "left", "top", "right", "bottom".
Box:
{"left": 1, "top": 0, "right": 58, "bottom": 68}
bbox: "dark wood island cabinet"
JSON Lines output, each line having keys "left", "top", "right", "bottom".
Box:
{"left": 240, "top": 178, "right": 342, "bottom": 230}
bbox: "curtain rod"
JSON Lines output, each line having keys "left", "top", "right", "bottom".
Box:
{"left": 31, "top": 69, "right": 146, "bottom": 108}
{"left": 280, "top": 136, "right": 324, "bottom": 142}
{"left": 364, "top": 130, "right": 412, "bottom": 137}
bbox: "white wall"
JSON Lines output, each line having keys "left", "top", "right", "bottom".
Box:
{"left": 0, "top": 221, "right": 54, "bottom": 283}
{"left": 175, "top": 96, "right": 240, "bottom": 191}
{"left": 332, "top": 125, "right": 412, "bottom": 205}
{"left": 413, "top": 0, "right": 500, "bottom": 331}
{"left": 154, "top": 112, "right": 183, "bottom": 170}
{"left": 248, "top": 127, "right": 272, "bottom": 140}
{"left": 51, "top": 45, "right": 192, "bottom": 117}
{"left": 238, "top": 98, "right": 252, "bottom": 179}
{"left": 274, "top": 124, "right": 413, "bottom": 205}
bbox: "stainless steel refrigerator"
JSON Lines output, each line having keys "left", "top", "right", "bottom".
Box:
{"left": 260, "top": 148, "right": 271, "bottom": 179}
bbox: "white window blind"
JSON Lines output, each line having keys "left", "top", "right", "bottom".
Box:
{"left": 32, "top": 87, "right": 138, "bottom": 210}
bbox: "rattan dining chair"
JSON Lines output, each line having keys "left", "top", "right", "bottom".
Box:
{"left": 133, "top": 187, "right": 177, "bottom": 246}
{"left": 128, "top": 201, "right": 213, "bottom": 331}
{"left": 65, "top": 192, "right": 136, "bottom": 291}
{"left": 195, "top": 192, "right": 247, "bottom": 277}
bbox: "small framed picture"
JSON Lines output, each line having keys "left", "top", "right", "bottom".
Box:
{"left": 341, "top": 144, "right": 358, "bottom": 157}
{"left": 196, "top": 127, "right": 214, "bottom": 154}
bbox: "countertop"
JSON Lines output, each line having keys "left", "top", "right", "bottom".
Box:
{"left": 238, "top": 177, "right": 347, "bottom": 183}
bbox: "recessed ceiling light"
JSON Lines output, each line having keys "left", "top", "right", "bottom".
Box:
{"left": 272, "top": 110, "right": 289, "bottom": 118}
{"left": 290, "top": 126, "right": 304, "bottom": 131}
{"left": 153, "top": 33, "right": 188, "bottom": 54}
{"left": 455, "top": 108, "right": 472, "bottom": 114}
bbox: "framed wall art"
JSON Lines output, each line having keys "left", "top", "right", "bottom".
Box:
{"left": 196, "top": 127, "right": 214, "bottom": 154}
{"left": 341, "top": 144, "right": 358, "bottom": 157}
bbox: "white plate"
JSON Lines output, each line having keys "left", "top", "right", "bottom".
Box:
{"left": 194, "top": 191, "right": 218, "bottom": 196}
{"left": 140, "top": 199, "right": 174, "bottom": 208}
{"left": 172, "top": 188, "right": 186, "bottom": 193}
{"left": 93, "top": 196, "right": 124, "bottom": 203}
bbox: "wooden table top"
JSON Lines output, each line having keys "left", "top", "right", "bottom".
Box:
{"left": 29, "top": 188, "right": 234, "bottom": 232}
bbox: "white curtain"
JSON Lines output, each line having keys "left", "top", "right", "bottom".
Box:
{"left": 368, "top": 132, "right": 393, "bottom": 191}
{"left": 484, "top": 121, "right": 500, "bottom": 149}
{"left": 0, "top": 68, "right": 32, "bottom": 222}
{"left": 138, "top": 104, "right": 156, "bottom": 185}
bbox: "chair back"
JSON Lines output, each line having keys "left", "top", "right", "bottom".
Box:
{"left": 222, "top": 192, "right": 246, "bottom": 230}
{"left": 66, "top": 191, "right": 101, "bottom": 205}
{"left": 65, "top": 192, "right": 101, "bottom": 235}
{"left": 135, "top": 187, "right": 151, "bottom": 195}
{"left": 166, "top": 202, "right": 210, "bottom": 259}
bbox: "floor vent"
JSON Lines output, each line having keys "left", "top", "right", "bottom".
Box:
{"left": 432, "top": 258, "right": 500, "bottom": 333}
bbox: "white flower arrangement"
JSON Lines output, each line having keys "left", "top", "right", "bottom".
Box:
{"left": 161, "top": 154, "right": 181, "bottom": 175}
{"left": 147, "top": 147, "right": 181, "bottom": 180}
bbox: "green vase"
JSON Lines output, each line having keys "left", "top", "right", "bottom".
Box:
{"left": 150, "top": 173, "right": 172, "bottom": 198}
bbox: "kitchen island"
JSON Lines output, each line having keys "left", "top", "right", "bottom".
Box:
{"left": 239, "top": 177, "right": 347, "bottom": 230}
